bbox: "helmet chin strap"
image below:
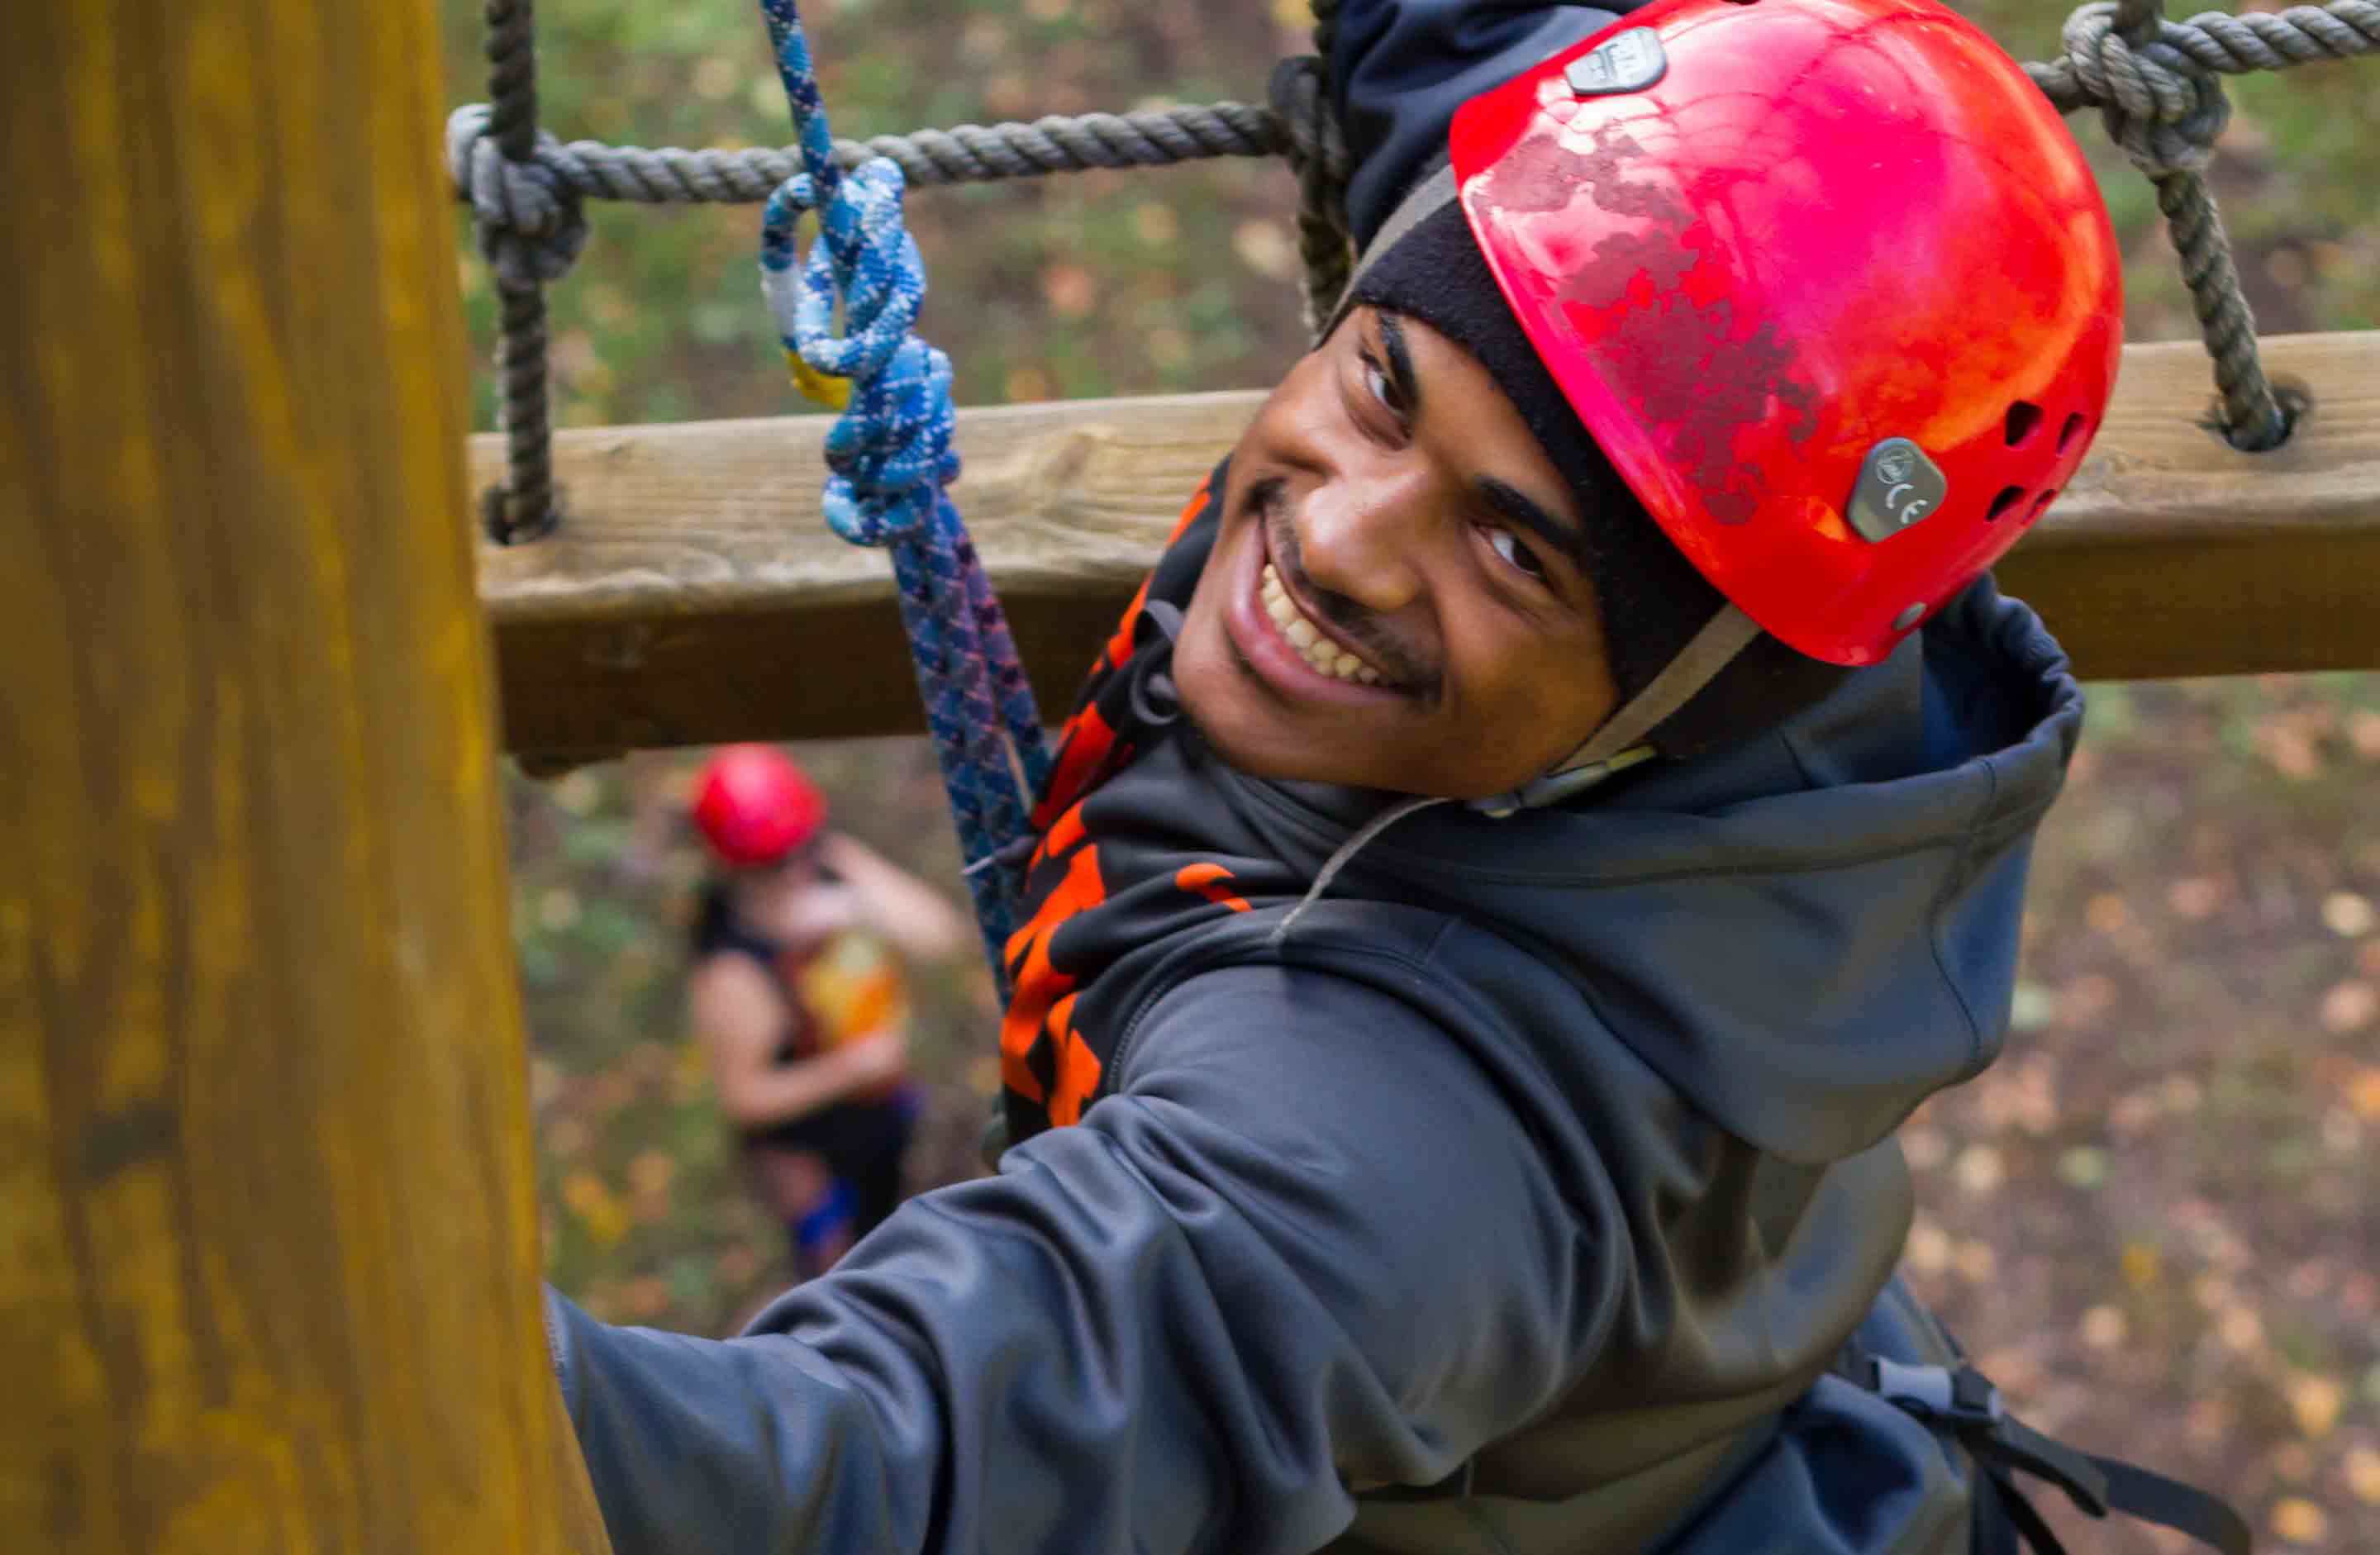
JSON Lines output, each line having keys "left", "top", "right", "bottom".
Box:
{"left": 1468, "top": 604, "right": 1762, "bottom": 816}
{"left": 1269, "top": 605, "right": 1762, "bottom": 946}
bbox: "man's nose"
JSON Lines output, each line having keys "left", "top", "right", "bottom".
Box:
{"left": 1293, "top": 459, "right": 1430, "bottom": 616}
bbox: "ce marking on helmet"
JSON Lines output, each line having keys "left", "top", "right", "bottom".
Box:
{"left": 1847, "top": 438, "right": 1949, "bottom": 544}
{"left": 1565, "top": 31, "right": 1667, "bottom": 97}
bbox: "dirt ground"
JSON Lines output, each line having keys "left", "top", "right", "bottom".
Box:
{"left": 1896, "top": 678, "right": 2380, "bottom": 1552}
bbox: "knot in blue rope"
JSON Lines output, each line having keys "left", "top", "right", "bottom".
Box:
{"left": 761, "top": 163, "right": 959, "bottom": 547}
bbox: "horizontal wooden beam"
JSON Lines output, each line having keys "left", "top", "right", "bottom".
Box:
{"left": 478, "top": 330, "right": 2380, "bottom": 756}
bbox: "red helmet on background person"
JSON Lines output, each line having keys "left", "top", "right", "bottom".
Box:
{"left": 692, "top": 744, "right": 828, "bottom": 868}
{"left": 1439, "top": 0, "right": 2122, "bottom": 668}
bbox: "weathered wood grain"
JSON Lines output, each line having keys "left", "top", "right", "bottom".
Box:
{"left": 477, "top": 332, "right": 2380, "bottom": 757}
{"left": 0, "top": 1, "right": 607, "bottom": 1550}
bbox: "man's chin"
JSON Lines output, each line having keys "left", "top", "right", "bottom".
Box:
{"left": 1186, "top": 711, "right": 1338, "bottom": 787}
{"left": 1174, "top": 622, "right": 1342, "bottom": 785}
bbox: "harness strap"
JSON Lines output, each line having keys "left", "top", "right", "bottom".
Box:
{"left": 1841, "top": 1350, "right": 2251, "bottom": 1555}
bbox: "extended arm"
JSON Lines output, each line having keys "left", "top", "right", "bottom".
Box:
{"left": 554, "top": 963, "right": 1616, "bottom": 1555}
{"left": 688, "top": 953, "right": 905, "bottom": 1130}
{"left": 817, "top": 831, "right": 972, "bottom": 963}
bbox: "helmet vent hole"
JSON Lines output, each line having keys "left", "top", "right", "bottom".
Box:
{"left": 2029, "top": 489, "right": 2057, "bottom": 521}
{"left": 1986, "top": 485, "right": 2026, "bottom": 522}
{"left": 2058, "top": 412, "right": 2088, "bottom": 453}
{"left": 2004, "top": 402, "right": 2044, "bottom": 447}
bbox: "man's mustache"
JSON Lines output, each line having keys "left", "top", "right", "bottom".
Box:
{"left": 1249, "top": 476, "right": 1439, "bottom": 698}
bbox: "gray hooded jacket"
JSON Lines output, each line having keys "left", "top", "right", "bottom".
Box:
{"left": 550, "top": 548, "right": 2082, "bottom": 1555}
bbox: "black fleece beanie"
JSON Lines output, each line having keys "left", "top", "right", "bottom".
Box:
{"left": 1345, "top": 197, "right": 1849, "bottom": 758}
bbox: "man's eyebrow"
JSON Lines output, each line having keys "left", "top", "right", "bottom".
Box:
{"left": 1378, "top": 307, "right": 1592, "bottom": 577}
{"left": 1478, "top": 476, "right": 1592, "bottom": 574}
{"left": 1376, "top": 311, "right": 1423, "bottom": 418}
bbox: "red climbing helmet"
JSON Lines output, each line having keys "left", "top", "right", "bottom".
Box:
{"left": 1448, "top": 0, "right": 2122, "bottom": 665}
{"left": 691, "top": 744, "right": 828, "bottom": 868}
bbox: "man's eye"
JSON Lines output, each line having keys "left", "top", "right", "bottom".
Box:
{"left": 1359, "top": 350, "right": 1407, "bottom": 425}
{"left": 1485, "top": 525, "right": 1547, "bottom": 583}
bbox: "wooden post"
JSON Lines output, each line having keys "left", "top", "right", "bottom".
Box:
{"left": 0, "top": 2, "right": 608, "bottom": 1551}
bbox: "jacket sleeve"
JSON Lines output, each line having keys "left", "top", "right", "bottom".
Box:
{"left": 1330, "top": 0, "right": 1644, "bottom": 246}
{"left": 546, "top": 963, "right": 1614, "bottom": 1555}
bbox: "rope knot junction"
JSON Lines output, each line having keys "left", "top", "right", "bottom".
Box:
{"left": 447, "top": 104, "right": 590, "bottom": 287}
{"left": 2063, "top": 1, "right": 2232, "bottom": 176}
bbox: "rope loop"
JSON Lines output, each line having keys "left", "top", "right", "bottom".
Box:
{"left": 447, "top": 104, "right": 591, "bottom": 288}
{"left": 2061, "top": 1, "right": 2232, "bottom": 176}
{"left": 759, "top": 161, "right": 954, "bottom": 548}
{"left": 756, "top": 0, "right": 959, "bottom": 547}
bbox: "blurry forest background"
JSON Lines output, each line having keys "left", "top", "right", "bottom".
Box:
{"left": 439, "top": 0, "right": 2380, "bottom": 1547}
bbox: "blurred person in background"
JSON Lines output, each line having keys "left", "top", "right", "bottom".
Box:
{"left": 687, "top": 743, "right": 969, "bottom": 1279}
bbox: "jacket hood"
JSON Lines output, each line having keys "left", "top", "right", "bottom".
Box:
{"left": 1209, "top": 577, "right": 2082, "bottom": 1164}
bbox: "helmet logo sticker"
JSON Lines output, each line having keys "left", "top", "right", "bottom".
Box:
{"left": 1565, "top": 31, "right": 1667, "bottom": 97}
{"left": 1848, "top": 438, "right": 1949, "bottom": 542}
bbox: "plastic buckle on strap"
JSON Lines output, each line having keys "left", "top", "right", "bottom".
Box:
{"left": 1871, "top": 1358, "right": 2005, "bottom": 1428}
{"left": 1869, "top": 1361, "right": 2114, "bottom": 1522}
{"left": 1847, "top": 1344, "right": 2240, "bottom": 1548}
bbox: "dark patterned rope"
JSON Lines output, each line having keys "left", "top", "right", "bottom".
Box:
{"left": 754, "top": 0, "right": 1052, "bottom": 978}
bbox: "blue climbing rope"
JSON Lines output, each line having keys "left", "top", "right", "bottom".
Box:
{"left": 754, "top": 0, "right": 1050, "bottom": 992}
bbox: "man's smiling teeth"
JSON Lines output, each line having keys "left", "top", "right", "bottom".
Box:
{"left": 1261, "top": 564, "right": 1383, "bottom": 685}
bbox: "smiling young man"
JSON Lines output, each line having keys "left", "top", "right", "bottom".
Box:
{"left": 540, "top": 2, "right": 2243, "bottom": 1553}
{"left": 1175, "top": 307, "right": 1626, "bottom": 798}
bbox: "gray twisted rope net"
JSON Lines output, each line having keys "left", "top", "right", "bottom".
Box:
{"left": 450, "top": 102, "right": 1288, "bottom": 207}
{"left": 467, "top": 0, "right": 574, "bottom": 544}
{"left": 458, "top": 0, "right": 2378, "bottom": 536}
{"left": 2030, "top": 0, "right": 2380, "bottom": 113}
